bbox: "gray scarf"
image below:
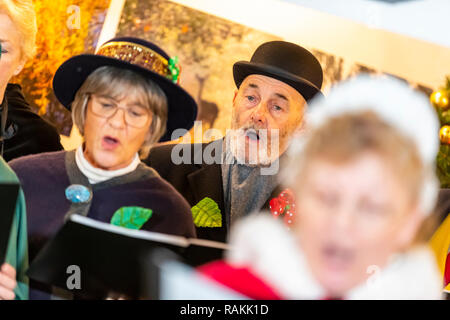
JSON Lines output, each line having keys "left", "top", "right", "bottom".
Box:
{"left": 221, "top": 146, "right": 280, "bottom": 229}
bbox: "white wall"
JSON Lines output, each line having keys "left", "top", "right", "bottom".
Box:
{"left": 284, "top": 0, "right": 450, "bottom": 49}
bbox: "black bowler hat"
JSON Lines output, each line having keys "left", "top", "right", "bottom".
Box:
{"left": 53, "top": 37, "right": 197, "bottom": 142}
{"left": 233, "top": 41, "right": 323, "bottom": 102}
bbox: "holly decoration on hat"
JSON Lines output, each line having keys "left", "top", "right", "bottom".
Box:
{"left": 168, "top": 56, "right": 181, "bottom": 84}
{"left": 431, "top": 76, "right": 450, "bottom": 188}
{"left": 269, "top": 188, "right": 297, "bottom": 228}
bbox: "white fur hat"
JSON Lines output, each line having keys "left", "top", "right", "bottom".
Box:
{"left": 288, "top": 74, "right": 441, "bottom": 215}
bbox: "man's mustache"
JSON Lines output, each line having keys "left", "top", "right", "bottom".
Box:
{"left": 236, "top": 124, "right": 268, "bottom": 135}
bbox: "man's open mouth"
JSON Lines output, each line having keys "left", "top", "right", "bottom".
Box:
{"left": 245, "top": 129, "right": 260, "bottom": 141}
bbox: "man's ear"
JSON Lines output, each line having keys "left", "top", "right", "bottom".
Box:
{"left": 294, "top": 116, "right": 307, "bottom": 136}
{"left": 232, "top": 89, "right": 238, "bottom": 105}
{"left": 293, "top": 100, "right": 308, "bottom": 134}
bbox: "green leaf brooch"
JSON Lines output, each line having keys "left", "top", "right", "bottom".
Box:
{"left": 110, "top": 206, "right": 153, "bottom": 230}
{"left": 191, "top": 197, "right": 222, "bottom": 228}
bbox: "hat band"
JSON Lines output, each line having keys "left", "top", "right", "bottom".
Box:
{"left": 96, "top": 41, "right": 172, "bottom": 80}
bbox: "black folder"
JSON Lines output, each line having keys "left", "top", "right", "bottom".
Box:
{"left": 27, "top": 214, "right": 227, "bottom": 299}
{"left": 0, "top": 183, "right": 20, "bottom": 264}
{"left": 141, "top": 248, "right": 246, "bottom": 300}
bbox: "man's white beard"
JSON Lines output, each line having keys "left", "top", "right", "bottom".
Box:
{"left": 226, "top": 126, "right": 280, "bottom": 166}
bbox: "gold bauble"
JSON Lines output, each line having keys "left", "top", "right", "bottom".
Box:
{"left": 430, "top": 89, "right": 450, "bottom": 110}
{"left": 439, "top": 125, "right": 450, "bottom": 144}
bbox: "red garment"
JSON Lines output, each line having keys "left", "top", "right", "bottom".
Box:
{"left": 198, "top": 261, "right": 283, "bottom": 300}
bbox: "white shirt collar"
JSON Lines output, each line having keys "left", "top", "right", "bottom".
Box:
{"left": 75, "top": 146, "right": 141, "bottom": 184}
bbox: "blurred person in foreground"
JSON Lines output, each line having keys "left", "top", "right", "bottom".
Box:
{"left": 198, "top": 75, "right": 444, "bottom": 299}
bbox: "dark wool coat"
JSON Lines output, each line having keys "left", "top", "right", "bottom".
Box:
{"left": 9, "top": 150, "right": 196, "bottom": 299}
{"left": 1, "top": 84, "right": 63, "bottom": 161}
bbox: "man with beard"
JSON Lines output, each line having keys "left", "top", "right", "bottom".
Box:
{"left": 145, "top": 41, "right": 323, "bottom": 243}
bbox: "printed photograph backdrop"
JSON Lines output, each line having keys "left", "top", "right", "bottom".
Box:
{"left": 116, "top": 0, "right": 433, "bottom": 141}
{"left": 15, "top": 0, "right": 433, "bottom": 139}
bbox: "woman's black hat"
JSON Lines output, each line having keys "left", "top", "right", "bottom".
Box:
{"left": 53, "top": 37, "right": 197, "bottom": 142}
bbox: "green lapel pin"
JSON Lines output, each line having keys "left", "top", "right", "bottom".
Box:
{"left": 191, "top": 197, "right": 222, "bottom": 228}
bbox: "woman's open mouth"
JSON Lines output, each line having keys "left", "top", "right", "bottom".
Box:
{"left": 101, "top": 135, "right": 120, "bottom": 150}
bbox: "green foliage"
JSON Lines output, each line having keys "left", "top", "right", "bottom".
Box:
{"left": 437, "top": 140, "right": 450, "bottom": 188}
{"left": 435, "top": 76, "right": 450, "bottom": 188}
{"left": 438, "top": 108, "right": 450, "bottom": 124}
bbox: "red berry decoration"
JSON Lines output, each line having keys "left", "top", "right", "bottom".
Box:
{"left": 283, "top": 209, "right": 296, "bottom": 227}
{"left": 280, "top": 189, "right": 295, "bottom": 204}
{"left": 269, "top": 198, "right": 283, "bottom": 218}
{"left": 269, "top": 188, "right": 297, "bottom": 227}
{"left": 278, "top": 198, "right": 287, "bottom": 210}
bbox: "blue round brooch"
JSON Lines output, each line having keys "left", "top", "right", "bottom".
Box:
{"left": 65, "top": 184, "right": 92, "bottom": 204}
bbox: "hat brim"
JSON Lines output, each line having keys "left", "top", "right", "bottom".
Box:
{"left": 53, "top": 54, "right": 197, "bottom": 142}
{"left": 233, "top": 61, "right": 323, "bottom": 102}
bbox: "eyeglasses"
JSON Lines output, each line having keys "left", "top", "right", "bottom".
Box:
{"left": 89, "top": 95, "right": 151, "bottom": 128}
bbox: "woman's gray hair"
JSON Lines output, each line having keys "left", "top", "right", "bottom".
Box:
{"left": 71, "top": 66, "right": 168, "bottom": 158}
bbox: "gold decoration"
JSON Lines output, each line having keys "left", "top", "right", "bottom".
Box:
{"left": 96, "top": 41, "right": 170, "bottom": 78}
{"left": 430, "top": 89, "right": 450, "bottom": 110}
{"left": 439, "top": 125, "right": 450, "bottom": 144}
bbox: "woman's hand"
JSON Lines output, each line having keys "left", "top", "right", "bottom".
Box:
{"left": 0, "top": 264, "right": 16, "bottom": 300}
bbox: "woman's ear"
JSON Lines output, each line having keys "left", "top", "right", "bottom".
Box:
{"left": 146, "top": 123, "right": 154, "bottom": 140}
{"left": 145, "top": 117, "right": 156, "bottom": 142}
{"left": 13, "top": 58, "right": 26, "bottom": 76}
